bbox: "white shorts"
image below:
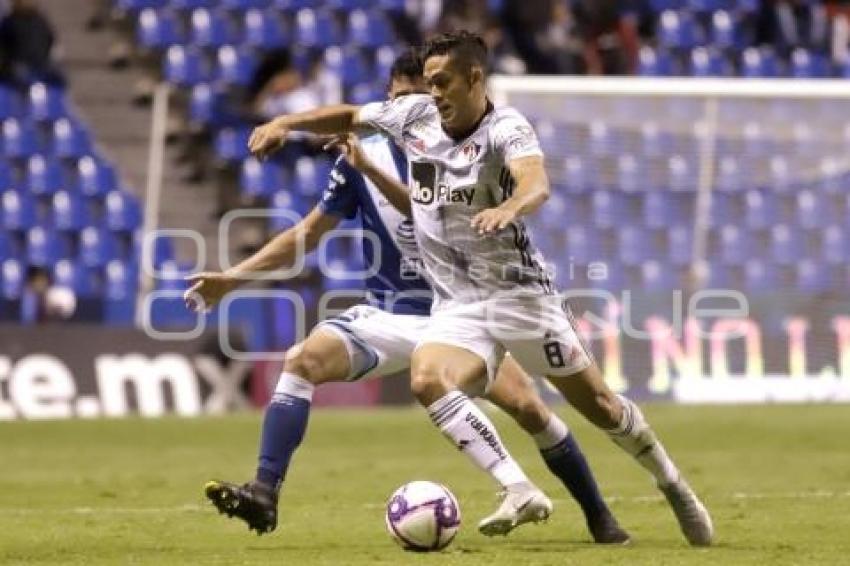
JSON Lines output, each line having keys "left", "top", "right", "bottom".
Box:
{"left": 316, "top": 305, "right": 427, "bottom": 381}
{"left": 417, "top": 294, "right": 593, "bottom": 389}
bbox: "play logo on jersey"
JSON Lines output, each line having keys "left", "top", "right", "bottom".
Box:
{"left": 411, "top": 162, "right": 475, "bottom": 206}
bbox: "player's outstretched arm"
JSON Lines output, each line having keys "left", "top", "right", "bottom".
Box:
{"left": 183, "top": 208, "right": 340, "bottom": 312}
{"left": 248, "top": 104, "right": 366, "bottom": 160}
{"left": 325, "top": 134, "right": 412, "bottom": 217}
{"left": 471, "top": 155, "right": 550, "bottom": 235}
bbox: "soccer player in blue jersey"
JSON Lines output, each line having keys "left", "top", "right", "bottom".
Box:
{"left": 187, "top": 49, "right": 628, "bottom": 543}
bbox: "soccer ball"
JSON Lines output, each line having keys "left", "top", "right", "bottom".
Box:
{"left": 385, "top": 480, "right": 461, "bottom": 552}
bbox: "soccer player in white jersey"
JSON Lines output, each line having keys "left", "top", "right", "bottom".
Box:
{"left": 188, "top": 50, "right": 628, "bottom": 543}
{"left": 248, "top": 32, "right": 714, "bottom": 546}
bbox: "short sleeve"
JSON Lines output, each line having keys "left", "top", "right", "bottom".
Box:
{"left": 317, "top": 156, "right": 360, "bottom": 220}
{"left": 491, "top": 108, "right": 544, "bottom": 162}
{"left": 357, "top": 94, "right": 433, "bottom": 144}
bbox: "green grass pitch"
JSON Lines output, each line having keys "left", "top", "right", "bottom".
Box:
{"left": 2, "top": 404, "right": 849, "bottom": 565}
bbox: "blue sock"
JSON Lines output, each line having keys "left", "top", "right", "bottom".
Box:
{"left": 540, "top": 433, "right": 610, "bottom": 523}
{"left": 255, "top": 373, "right": 314, "bottom": 492}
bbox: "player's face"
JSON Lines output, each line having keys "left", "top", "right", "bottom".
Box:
{"left": 388, "top": 76, "right": 427, "bottom": 100}
{"left": 423, "top": 54, "right": 485, "bottom": 133}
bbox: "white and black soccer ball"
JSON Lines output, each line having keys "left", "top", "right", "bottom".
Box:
{"left": 385, "top": 481, "right": 461, "bottom": 552}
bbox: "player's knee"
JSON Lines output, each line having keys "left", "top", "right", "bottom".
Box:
{"left": 284, "top": 346, "right": 338, "bottom": 385}
{"left": 592, "top": 390, "right": 622, "bottom": 429}
{"left": 409, "top": 366, "right": 450, "bottom": 406}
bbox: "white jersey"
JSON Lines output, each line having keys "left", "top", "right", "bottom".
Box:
{"left": 359, "top": 94, "right": 555, "bottom": 310}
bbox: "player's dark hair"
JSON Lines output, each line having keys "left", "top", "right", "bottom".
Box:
{"left": 422, "top": 30, "right": 488, "bottom": 76}
{"left": 389, "top": 48, "right": 424, "bottom": 82}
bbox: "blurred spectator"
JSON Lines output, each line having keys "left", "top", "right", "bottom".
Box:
{"left": 20, "top": 266, "right": 76, "bottom": 324}
{"left": 502, "top": 0, "right": 579, "bottom": 74}
{"left": 827, "top": 1, "right": 850, "bottom": 64}
{"left": 0, "top": 0, "right": 64, "bottom": 86}
{"left": 757, "top": 0, "right": 829, "bottom": 54}
{"left": 571, "top": 0, "right": 641, "bottom": 75}
{"left": 250, "top": 50, "right": 341, "bottom": 121}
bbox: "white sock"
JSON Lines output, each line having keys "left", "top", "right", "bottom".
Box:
{"left": 427, "top": 391, "right": 529, "bottom": 488}
{"left": 273, "top": 372, "right": 315, "bottom": 402}
{"left": 607, "top": 395, "right": 680, "bottom": 486}
{"left": 532, "top": 414, "right": 570, "bottom": 451}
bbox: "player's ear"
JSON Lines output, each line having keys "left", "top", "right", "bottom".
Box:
{"left": 469, "top": 65, "right": 484, "bottom": 88}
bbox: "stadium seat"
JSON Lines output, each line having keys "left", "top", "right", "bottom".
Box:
{"left": 216, "top": 46, "right": 258, "bottom": 86}
{"left": 658, "top": 10, "right": 699, "bottom": 50}
{"left": 770, "top": 224, "right": 803, "bottom": 265}
{"left": 104, "top": 260, "right": 137, "bottom": 324}
{"left": 0, "top": 165, "right": 13, "bottom": 192}
{"left": 639, "top": 122, "right": 672, "bottom": 157}
{"left": 272, "top": 0, "right": 322, "bottom": 11}
{"left": 740, "top": 47, "right": 779, "bottom": 78}
{"left": 563, "top": 155, "right": 592, "bottom": 194}
{"left": 797, "top": 259, "right": 832, "bottom": 293}
{"left": 821, "top": 226, "right": 848, "bottom": 264}
{"left": 690, "top": 47, "right": 731, "bottom": 77}
{"left": 667, "top": 154, "right": 696, "bottom": 192}
{"left": 743, "top": 189, "right": 778, "bottom": 230}
{"left": 323, "top": 47, "right": 370, "bottom": 88}
{"left": 2, "top": 118, "right": 40, "bottom": 159}
{"left": 52, "top": 118, "right": 92, "bottom": 159}
{"left": 294, "top": 9, "right": 341, "bottom": 48}
{"left": 269, "top": 190, "right": 311, "bottom": 232}
{"left": 616, "top": 154, "right": 644, "bottom": 192}
{"left": 716, "top": 225, "right": 750, "bottom": 265}
{"left": 79, "top": 226, "right": 119, "bottom": 267}
{"left": 26, "top": 226, "right": 71, "bottom": 266}
{"left": 52, "top": 259, "right": 99, "bottom": 298}
{"left": 104, "top": 191, "right": 142, "bottom": 232}
{"left": 790, "top": 48, "right": 829, "bottom": 79}
{"left": 743, "top": 259, "right": 778, "bottom": 292}
{"left": 667, "top": 225, "right": 693, "bottom": 265}
{"left": 591, "top": 191, "right": 627, "bottom": 228}
{"left": 638, "top": 46, "right": 674, "bottom": 76}
{"left": 347, "top": 9, "right": 393, "bottom": 48}
{"left": 715, "top": 155, "right": 743, "bottom": 192}
{"left": 214, "top": 128, "right": 252, "bottom": 162}
{"left": 742, "top": 121, "right": 771, "bottom": 157}
{"left": 767, "top": 155, "right": 793, "bottom": 193}
{"left": 222, "top": 0, "right": 273, "bottom": 8}
{"left": 565, "top": 226, "right": 602, "bottom": 265}
{"left": 77, "top": 156, "right": 118, "bottom": 196}
{"left": 377, "top": 0, "right": 406, "bottom": 11}
{"left": 163, "top": 46, "right": 213, "bottom": 86}
{"left": 641, "top": 259, "right": 677, "bottom": 291}
{"left": 136, "top": 8, "right": 183, "bottom": 49}
{"left": 644, "top": 192, "right": 692, "bottom": 228}
{"left": 293, "top": 156, "right": 332, "bottom": 197}
{"left": 618, "top": 226, "right": 657, "bottom": 265}
{"left": 240, "top": 157, "right": 284, "bottom": 198}
{"left": 243, "top": 9, "right": 288, "bottom": 48}
{"left": 710, "top": 10, "right": 741, "bottom": 49}
{"left": 25, "top": 155, "right": 63, "bottom": 196}
{"left": 28, "top": 83, "right": 67, "bottom": 122}
{"left": 329, "top": 0, "right": 372, "bottom": 9}
{"left": 191, "top": 8, "right": 241, "bottom": 48}
{"left": 348, "top": 82, "right": 385, "bottom": 105}
{"left": 374, "top": 45, "right": 397, "bottom": 80}
{"left": 116, "top": 0, "right": 168, "bottom": 11}
{"left": 587, "top": 120, "right": 618, "bottom": 157}
{"left": 172, "top": 0, "right": 218, "bottom": 9}
{"left": 589, "top": 262, "right": 625, "bottom": 292}
{"left": 816, "top": 157, "right": 845, "bottom": 195}
{"left": 1, "top": 190, "right": 36, "bottom": 230}
{"left": 52, "top": 190, "right": 90, "bottom": 231}
{"left": 0, "top": 86, "right": 22, "bottom": 119}
{"left": 1, "top": 258, "right": 24, "bottom": 299}
{"left": 0, "top": 230, "right": 17, "bottom": 259}
{"left": 796, "top": 190, "right": 829, "bottom": 229}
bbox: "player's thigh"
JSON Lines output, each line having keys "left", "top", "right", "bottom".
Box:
{"left": 546, "top": 363, "right": 621, "bottom": 430}
{"left": 486, "top": 355, "right": 551, "bottom": 434}
{"left": 283, "top": 328, "right": 352, "bottom": 385}
{"left": 316, "top": 305, "right": 424, "bottom": 381}
{"left": 410, "top": 342, "right": 491, "bottom": 401}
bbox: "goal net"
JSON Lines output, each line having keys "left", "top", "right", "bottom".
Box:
{"left": 490, "top": 76, "right": 850, "bottom": 403}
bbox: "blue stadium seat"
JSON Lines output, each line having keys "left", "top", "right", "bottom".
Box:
{"left": 294, "top": 9, "right": 341, "bottom": 48}
{"left": 668, "top": 225, "right": 693, "bottom": 265}
{"left": 269, "top": 190, "right": 311, "bottom": 232}
{"left": 0, "top": 230, "right": 17, "bottom": 259}
{"left": 667, "top": 154, "right": 696, "bottom": 192}
{"left": 638, "top": 46, "right": 674, "bottom": 76}
{"left": 347, "top": 9, "right": 393, "bottom": 48}
{"left": 715, "top": 155, "right": 743, "bottom": 192}
{"left": 688, "top": 0, "right": 732, "bottom": 12}
{"left": 587, "top": 120, "right": 618, "bottom": 157}
{"left": 821, "top": 226, "right": 848, "bottom": 264}
{"left": 105, "top": 191, "right": 142, "bottom": 232}
{"left": 28, "top": 83, "right": 67, "bottom": 122}
{"left": 689, "top": 47, "right": 731, "bottom": 76}
{"left": 710, "top": 9, "right": 741, "bottom": 49}
{"left": 640, "top": 121, "right": 672, "bottom": 157}
{"left": 216, "top": 46, "right": 258, "bottom": 86}
{"left": 214, "top": 128, "right": 251, "bottom": 161}
{"left": 591, "top": 191, "right": 627, "bottom": 228}
{"left": 25, "top": 155, "right": 63, "bottom": 197}
{"left": 619, "top": 226, "right": 656, "bottom": 265}
{"left": 644, "top": 192, "right": 692, "bottom": 228}
{"left": 329, "top": 0, "right": 372, "bottom": 9}
{"left": 590, "top": 262, "right": 625, "bottom": 292}
{"left": 790, "top": 48, "right": 830, "bottom": 78}
{"left": 140, "top": 232, "right": 175, "bottom": 268}
{"left": 243, "top": 9, "right": 288, "bottom": 48}
{"left": 104, "top": 260, "right": 137, "bottom": 324}
{"left": 27, "top": 226, "right": 71, "bottom": 266}
{"left": 191, "top": 8, "right": 241, "bottom": 48}
{"left": 52, "top": 259, "right": 99, "bottom": 298}
{"left": 2, "top": 118, "right": 40, "bottom": 159}
{"left": 77, "top": 156, "right": 118, "bottom": 196}
{"left": 52, "top": 118, "right": 92, "bottom": 159}
{"left": 172, "top": 0, "right": 218, "bottom": 9}
{"left": 743, "top": 189, "right": 778, "bottom": 230}
{"left": 767, "top": 155, "right": 792, "bottom": 193}
{"left": 658, "top": 10, "right": 700, "bottom": 49}
{"left": 164, "top": 46, "right": 213, "bottom": 86}
{"left": 79, "top": 226, "right": 119, "bottom": 267}
{"left": 272, "top": 0, "right": 322, "bottom": 10}
{"left": 816, "top": 157, "right": 846, "bottom": 195}
{"left": 377, "top": 0, "right": 406, "bottom": 11}
{"left": 651, "top": 0, "right": 687, "bottom": 10}
{"left": 240, "top": 157, "right": 284, "bottom": 198}
{"left": 349, "top": 82, "right": 385, "bottom": 105}
{"left": 742, "top": 121, "right": 771, "bottom": 157}
{"left": 641, "top": 259, "right": 677, "bottom": 291}
{"left": 52, "top": 190, "right": 90, "bottom": 231}
{"left": 0, "top": 166, "right": 13, "bottom": 191}
{"left": 795, "top": 190, "right": 829, "bottom": 229}
{"left": 0, "top": 86, "right": 22, "bottom": 119}
{"left": 740, "top": 47, "right": 779, "bottom": 78}
{"left": 743, "top": 259, "right": 778, "bottom": 292}
{"left": 116, "top": 0, "right": 168, "bottom": 11}
{"left": 222, "top": 0, "right": 273, "bottom": 8}
{"left": 293, "top": 155, "right": 332, "bottom": 197}
{"left": 137, "top": 8, "right": 183, "bottom": 49}
{"left": 563, "top": 155, "right": 592, "bottom": 193}
{"left": 155, "top": 260, "right": 191, "bottom": 292}
{"left": 323, "top": 46, "right": 370, "bottom": 88}
{"left": 616, "top": 154, "right": 643, "bottom": 192}
{"left": 375, "top": 45, "right": 397, "bottom": 80}
{"left": 770, "top": 224, "right": 803, "bottom": 265}
{"left": 797, "top": 259, "right": 832, "bottom": 293}
{"left": 1, "top": 190, "right": 36, "bottom": 230}
{"left": 716, "top": 225, "right": 750, "bottom": 265}
{"left": 1, "top": 258, "right": 24, "bottom": 299}
{"left": 565, "top": 225, "right": 602, "bottom": 265}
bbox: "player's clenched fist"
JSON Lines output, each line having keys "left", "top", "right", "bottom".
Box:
{"left": 183, "top": 271, "right": 240, "bottom": 313}
{"left": 248, "top": 117, "right": 290, "bottom": 160}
